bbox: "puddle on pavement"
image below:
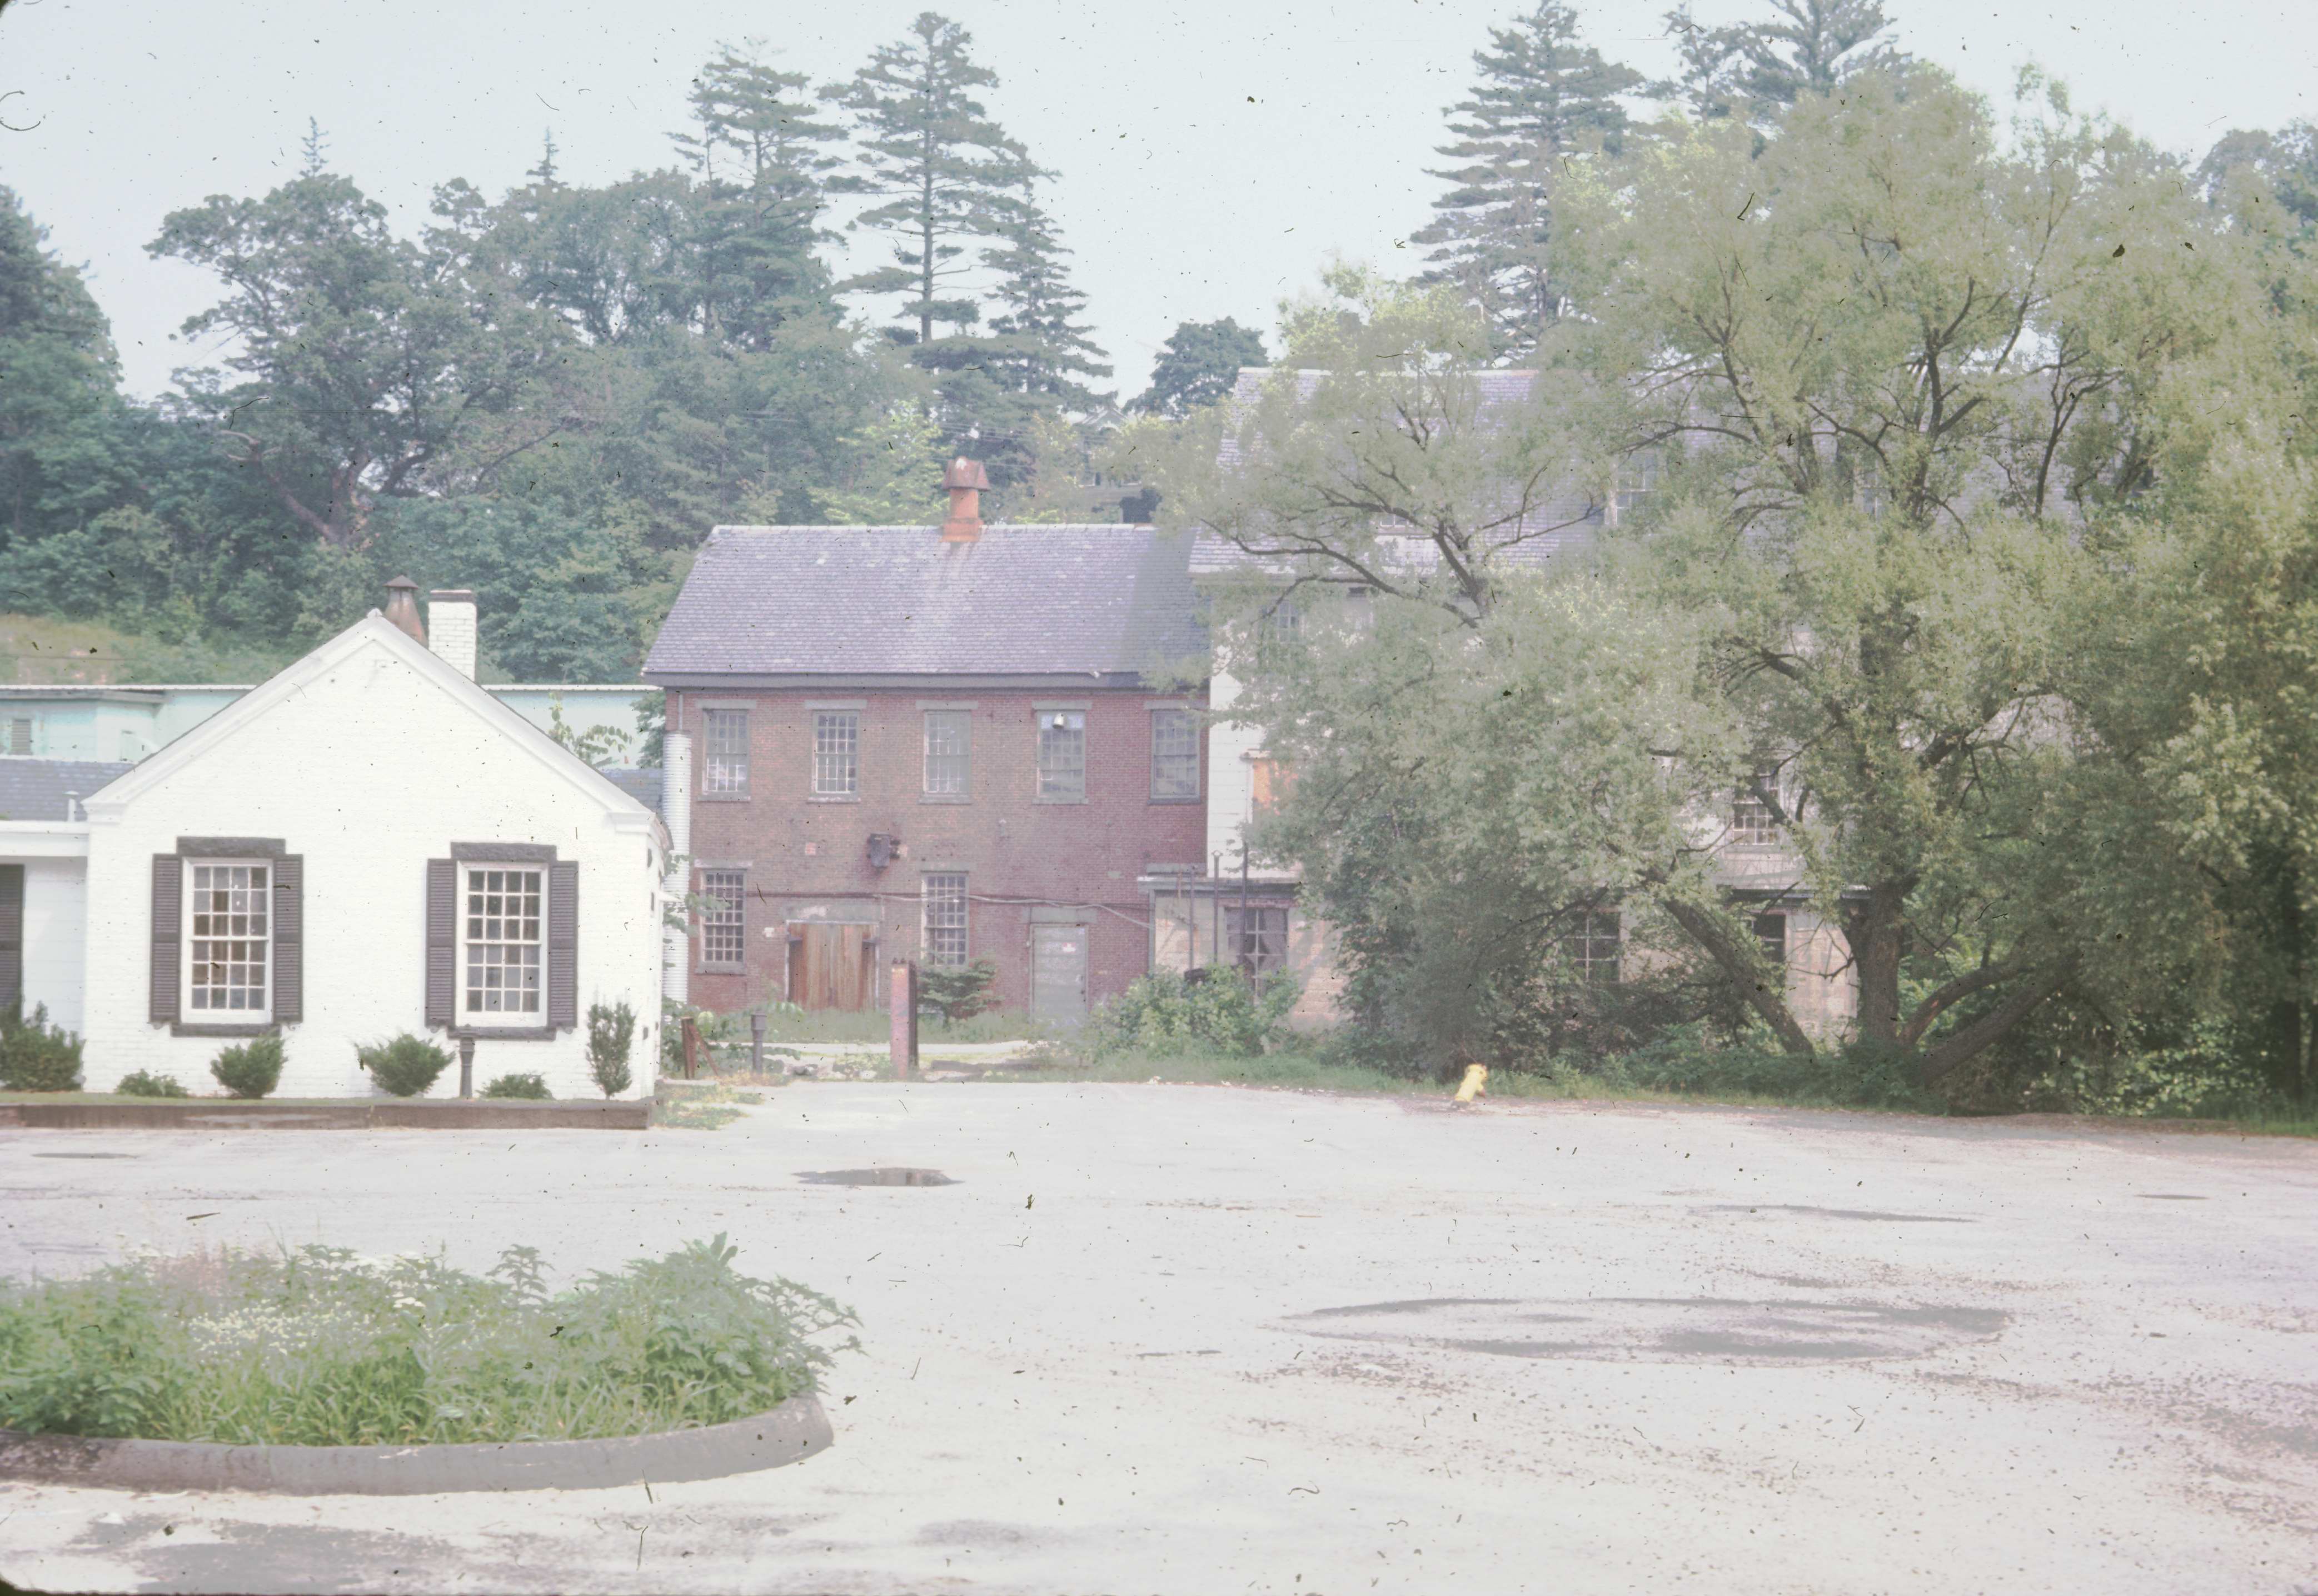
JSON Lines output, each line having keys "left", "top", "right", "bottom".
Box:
{"left": 797, "top": 1167, "right": 956, "bottom": 1186}
{"left": 2135, "top": 1193, "right": 2208, "bottom": 1200}
{"left": 1705, "top": 1203, "right": 1972, "bottom": 1223}
{"left": 29, "top": 1151, "right": 137, "bottom": 1160}
{"left": 1285, "top": 1294, "right": 2006, "bottom": 1366}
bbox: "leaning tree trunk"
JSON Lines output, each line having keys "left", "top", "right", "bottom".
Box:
{"left": 1843, "top": 882, "right": 1910, "bottom": 1050}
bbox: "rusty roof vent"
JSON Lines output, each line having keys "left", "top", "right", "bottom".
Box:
{"left": 940, "top": 457, "right": 991, "bottom": 542}
{"left": 382, "top": 576, "right": 426, "bottom": 644}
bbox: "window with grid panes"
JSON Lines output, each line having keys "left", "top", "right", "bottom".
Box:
{"left": 813, "top": 710, "right": 859, "bottom": 795}
{"left": 187, "top": 862, "right": 269, "bottom": 1013}
{"left": 923, "top": 873, "right": 968, "bottom": 966}
{"left": 1616, "top": 448, "right": 1660, "bottom": 513}
{"left": 702, "top": 709, "right": 750, "bottom": 795}
{"left": 463, "top": 867, "right": 543, "bottom": 1014}
{"left": 923, "top": 710, "right": 970, "bottom": 796}
{"left": 701, "top": 870, "right": 746, "bottom": 968}
{"left": 1150, "top": 709, "right": 1199, "bottom": 799}
{"left": 1731, "top": 771, "right": 1779, "bottom": 845}
{"left": 1036, "top": 710, "right": 1085, "bottom": 801}
{"left": 1564, "top": 909, "right": 1621, "bottom": 984}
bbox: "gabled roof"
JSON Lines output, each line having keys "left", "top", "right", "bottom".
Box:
{"left": 0, "top": 759, "right": 133, "bottom": 822}
{"left": 82, "top": 616, "right": 662, "bottom": 838}
{"left": 643, "top": 525, "right": 1205, "bottom": 687}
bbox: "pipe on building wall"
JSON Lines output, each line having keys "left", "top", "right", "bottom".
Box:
{"left": 661, "top": 729, "right": 692, "bottom": 1008}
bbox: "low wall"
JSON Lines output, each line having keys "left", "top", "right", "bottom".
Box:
{"left": 0, "top": 1098, "right": 651, "bottom": 1130}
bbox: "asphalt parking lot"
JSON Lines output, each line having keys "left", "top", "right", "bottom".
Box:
{"left": 3, "top": 1083, "right": 2315, "bottom": 1595}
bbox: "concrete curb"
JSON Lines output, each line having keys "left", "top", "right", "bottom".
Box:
{"left": 0, "top": 1394, "right": 831, "bottom": 1495}
{"left": 0, "top": 1099, "right": 651, "bottom": 1130}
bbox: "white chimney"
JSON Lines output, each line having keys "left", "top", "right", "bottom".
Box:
{"left": 660, "top": 727, "right": 692, "bottom": 1008}
{"left": 427, "top": 589, "right": 478, "bottom": 680}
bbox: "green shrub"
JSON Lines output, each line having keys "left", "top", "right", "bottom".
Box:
{"left": 587, "top": 1000, "right": 636, "bottom": 1098}
{"left": 210, "top": 1034, "right": 284, "bottom": 1100}
{"left": 919, "top": 959, "right": 999, "bottom": 1024}
{"left": 1085, "top": 970, "right": 1302, "bottom": 1060}
{"left": 0, "top": 1236, "right": 858, "bottom": 1445}
{"left": 357, "top": 1034, "right": 451, "bottom": 1098}
{"left": 114, "top": 1070, "right": 190, "bottom": 1099}
{"left": 0, "top": 1004, "right": 84, "bottom": 1092}
{"left": 480, "top": 1072, "right": 550, "bottom": 1100}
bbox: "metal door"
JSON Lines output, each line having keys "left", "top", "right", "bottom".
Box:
{"left": 1029, "top": 924, "right": 1088, "bottom": 1024}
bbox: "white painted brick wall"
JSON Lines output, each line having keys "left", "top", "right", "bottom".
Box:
{"left": 80, "top": 632, "right": 662, "bottom": 1099}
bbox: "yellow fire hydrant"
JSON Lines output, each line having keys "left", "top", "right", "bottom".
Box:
{"left": 1454, "top": 1062, "right": 1489, "bottom": 1103}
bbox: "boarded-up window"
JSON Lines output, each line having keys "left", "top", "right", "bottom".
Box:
{"left": 188, "top": 862, "right": 270, "bottom": 1014}
{"left": 1564, "top": 909, "right": 1621, "bottom": 984}
{"left": 463, "top": 867, "right": 543, "bottom": 1015}
{"left": 923, "top": 710, "right": 970, "bottom": 796}
{"left": 1226, "top": 905, "right": 1288, "bottom": 976}
{"left": 1036, "top": 711, "right": 1085, "bottom": 801}
{"left": 701, "top": 870, "right": 746, "bottom": 969}
{"left": 702, "top": 709, "right": 750, "bottom": 795}
{"left": 923, "top": 873, "right": 968, "bottom": 966}
{"left": 814, "top": 711, "right": 859, "bottom": 796}
{"left": 1151, "top": 709, "right": 1200, "bottom": 800}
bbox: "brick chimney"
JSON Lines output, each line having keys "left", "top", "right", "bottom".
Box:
{"left": 383, "top": 576, "right": 426, "bottom": 644}
{"left": 941, "top": 457, "right": 991, "bottom": 542}
{"left": 427, "top": 589, "right": 478, "bottom": 679}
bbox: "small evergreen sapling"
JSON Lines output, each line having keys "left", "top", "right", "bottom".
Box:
{"left": 587, "top": 1001, "right": 636, "bottom": 1098}
{"left": 210, "top": 1034, "right": 285, "bottom": 1099}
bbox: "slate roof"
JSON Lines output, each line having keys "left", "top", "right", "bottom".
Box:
{"left": 0, "top": 759, "right": 132, "bottom": 822}
{"left": 1197, "top": 367, "right": 1603, "bottom": 579}
{"left": 643, "top": 526, "right": 1205, "bottom": 686}
{"left": 602, "top": 767, "right": 663, "bottom": 815}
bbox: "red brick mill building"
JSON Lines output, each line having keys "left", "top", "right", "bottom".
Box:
{"left": 642, "top": 462, "right": 1209, "bottom": 1023}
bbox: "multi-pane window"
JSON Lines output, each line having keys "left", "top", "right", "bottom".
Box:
{"left": 1226, "top": 905, "right": 1289, "bottom": 976}
{"left": 1753, "top": 911, "right": 1788, "bottom": 967}
{"left": 923, "top": 873, "right": 969, "bottom": 967}
{"left": 1615, "top": 448, "right": 1661, "bottom": 515}
{"left": 702, "top": 709, "right": 750, "bottom": 796}
{"left": 1151, "top": 709, "right": 1200, "bottom": 800}
{"left": 1036, "top": 710, "right": 1086, "bottom": 801}
{"left": 187, "top": 862, "right": 268, "bottom": 1013}
{"left": 813, "top": 711, "right": 859, "bottom": 796}
{"left": 1564, "top": 909, "right": 1622, "bottom": 984}
{"left": 701, "top": 869, "right": 746, "bottom": 969}
{"left": 463, "top": 867, "right": 543, "bottom": 1015}
{"left": 923, "top": 710, "right": 971, "bottom": 797}
{"left": 1732, "top": 773, "right": 1779, "bottom": 845}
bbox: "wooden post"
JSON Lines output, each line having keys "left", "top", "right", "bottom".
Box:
{"left": 890, "top": 957, "right": 919, "bottom": 1080}
{"left": 680, "top": 1016, "right": 702, "bottom": 1081}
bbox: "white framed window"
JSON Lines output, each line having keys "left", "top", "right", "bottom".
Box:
{"left": 187, "top": 861, "right": 270, "bottom": 1013}
{"left": 814, "top": 710, "right": 859, "bottom": 796}
{"left": 924, "top": 710, "right": 971, "bottom": 796}
{"left": 702, "top": 709, "right": 750, "bottom": 796}
{"left": 1564, "top": 908, "right": 1621, "bottom": 985}
{"left": 701, "top": 869, "right": 746, "bottom": 969}
{"left": 1732, "top": 772, "right": 1779, "bottom": 845}
{"left": 462, "top": 866, "right": 544, "bottom": 1015}
{"left": 1036, "top": 710, "right": 1086, "bottom": 801}
{"left": 923, "top": 872, "right": 968, "bottom": 967}
{"left": 1151, "top": 709, "right": 1200, "bottom": 800}
{"left": 1615, "top": 448, "right": 1661, "bottom": 516}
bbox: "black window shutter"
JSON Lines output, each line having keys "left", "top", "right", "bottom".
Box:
{"left": 0, "top": 864, "right": 23, "bottom": 1018}
{"left": 547, "top": 860, "right": 579, "bottom": 1030}
{"left": 272, "top": 855, "right": 304, "bottom": 1024}
{"left": 150, "top": 854, "right": 182, "bottom": 1024}
{"left": 425, "top": 859, "right": 456, "bottom": 1029}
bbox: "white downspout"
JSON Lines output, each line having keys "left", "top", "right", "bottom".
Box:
{"left": 661, "top": 729, "right": 692, "bottom": 1009}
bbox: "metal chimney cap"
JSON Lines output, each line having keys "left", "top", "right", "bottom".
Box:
{"left": 941, "top": 457, "right": 990, "bottom": 490}
{"left": 385, "top": 575, "right": 419, "bottom": 591}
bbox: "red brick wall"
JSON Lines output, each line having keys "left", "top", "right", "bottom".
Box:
{"left": 674, "top": 688, "right": 1208, "bottom": 1016}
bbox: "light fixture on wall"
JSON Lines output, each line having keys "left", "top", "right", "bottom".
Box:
{"left": 866, "top": 832, "right": 900, "bottom": 871}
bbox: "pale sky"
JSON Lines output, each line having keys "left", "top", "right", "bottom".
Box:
{"left": 3, "top": 0, "right": 2314, "bottom": 402}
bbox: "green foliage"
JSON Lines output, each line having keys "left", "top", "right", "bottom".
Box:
{"left": 358, "top": 1034, "right": 452, "bottom": 1098}
{"left": 0, "top": 1238, "right": 857, "bottom": 1445}
{"left": 1085, "top": 971, "right": 1302, "bottom": 1061}
{"left": 587, "top": 1001, "right": 637, "bottom": 1098}
{"left": 1131, "top": 318, "right": 1268, "bottom": 418}
{"left": 480, "top": 1072, "right": 551, "bottom": 1100}
{"left": 918, "top": 959, "right": 999, "bottom": 1025}
{"left": 210, "top": 1034, "right": 284, "bottom": 1100}
{"left": 1659, "top": 0, "right": 1906, "bottom": 123}
{"left": 0, "top": 1004, "right": 84, "bottom": 1092}
{"left": 114, "top": 1070, "right": 191, "bottom": 1099}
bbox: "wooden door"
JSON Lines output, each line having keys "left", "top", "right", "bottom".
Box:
{"left": 786, "top": 922, "right": 876, "bottom": 1011}
{"left": 1030, "top": 924, "right": 1088, "bottom": 1024}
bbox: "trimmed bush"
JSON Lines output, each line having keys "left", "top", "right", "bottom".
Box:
{"left": 210, "top": 1034, "right": 284, "bottom": 1100}
{"left": 480, "top": 1072, "right": 551, "bottom": 1100}
{"left": 0, "top": 1004, "right": 84, "bottom": 1092}
{"left": 587, "top": 1001, "right": 636, "bottom": 1098}
{"left": 114, "top": 1070, "right": 190, "bottom": 1099}
{"left": 357, "top": 1034, "right": 451, "bottom": 1098}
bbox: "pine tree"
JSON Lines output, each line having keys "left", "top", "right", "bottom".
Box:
{"left": 1412, "top": 3, "right": 1642, "bottom": 360}
{"left": 1660, "top": 0, "right": 1906, "bottom": 124}
{"left": 826, "top": 12, "right": 1036, "bottom": 349}
{"left": 984, "top": 177, "right": 1110, "bottom": 415}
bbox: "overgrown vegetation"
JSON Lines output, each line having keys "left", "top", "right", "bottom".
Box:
{"left": 210, "top": 1035, "right": 283, "bottom": 1100}
{"left": 0, "top": 1005, "right": 83, "bottom": 1092}
{"left": 358, "top": 1035, "right": 451, "bottom": 1098}
{"left": 113, "top": 1070, "right": 190, "bottom": 1099}
{"left": 480, "top": 1073, "right": 551, "bottom": 1100}
{"left": 1084, "top": 971, "right": 1302, "bottom": 1061}
{"left": 0, "top": 1236, "right": 856, "bottom": 1445}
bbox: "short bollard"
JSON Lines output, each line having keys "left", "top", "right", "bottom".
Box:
{"left": 457, "top": 1033, "right": 476, "bottom": 1099}
{"left": 750, "top": 1009, "right": 766, "bottom": 1076}
{"left": 889, "top": 958, "right": 919, "bottom": 1080}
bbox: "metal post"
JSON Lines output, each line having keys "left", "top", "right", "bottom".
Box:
{"left": 749, "top": 1009, "right": 766, "bottom": 1076}
{"left": 457, "top": 1033, "right": 475, "bottom": 1099}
